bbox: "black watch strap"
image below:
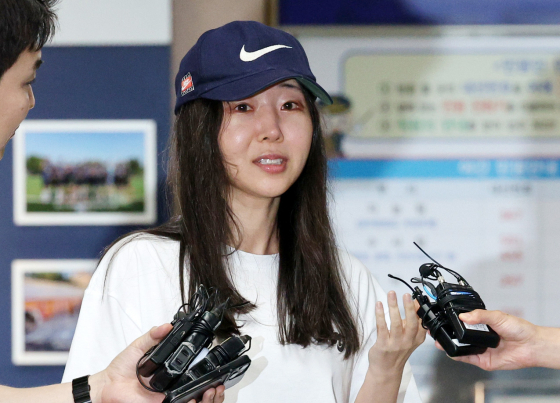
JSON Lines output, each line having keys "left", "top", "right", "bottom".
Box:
{"left": 72, "top": 375, "right": 92, "bottom": 403}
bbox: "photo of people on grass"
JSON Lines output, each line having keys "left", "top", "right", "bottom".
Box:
{"left": 25, "top": 131, "right": 145, "bottom": 213}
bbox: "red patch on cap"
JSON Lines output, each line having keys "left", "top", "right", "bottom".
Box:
{"left": 181, "top": 73, "right": 194, "bottom": 96}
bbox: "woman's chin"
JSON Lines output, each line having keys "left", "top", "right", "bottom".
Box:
{"left": 230, "top": 185, "right": 289, "bottom": 203}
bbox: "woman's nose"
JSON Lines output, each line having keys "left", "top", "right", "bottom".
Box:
{"left": 257, "top": 107, "right": 283, "bottom": 142}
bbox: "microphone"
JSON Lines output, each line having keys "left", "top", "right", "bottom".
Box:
{"left": 419, "top": 263, "right": 436, "bottom": 278}
{"left": 150, "top": 302, "right": 227, "bottom": 392}
{"left": 170, "top": 335, "right": 251, "bottom": 390}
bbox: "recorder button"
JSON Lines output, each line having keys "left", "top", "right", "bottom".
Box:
{"left": 171, "top": 331, "right": 186, "bottom": 346}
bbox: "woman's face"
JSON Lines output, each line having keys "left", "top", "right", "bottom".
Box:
{"left": 219, "top": 79, "right": 313, "bottom": 204}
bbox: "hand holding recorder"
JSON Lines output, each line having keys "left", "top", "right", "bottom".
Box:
{"left": 137, "top": 285, "right": 252, "bottom": 403}
{"left": 389, "top": 243, "right": 500, "bottom": 358}
{"left": 440, "top": 309, "right": 560, "bottom": 370}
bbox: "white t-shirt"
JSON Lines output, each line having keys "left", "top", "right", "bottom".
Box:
{"left": 62, "top": 235, "right": 422, "bottom": 403}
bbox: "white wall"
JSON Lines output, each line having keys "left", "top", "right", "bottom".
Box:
{"left": 50, "top": 0, "right": 172, "bottom": 46}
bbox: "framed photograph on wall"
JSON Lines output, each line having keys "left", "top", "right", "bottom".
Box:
{"left": 11, "top": 259, "right": 96, "bottom": 365}
{"left": 13, "top": 120, "right": 157, "bottom": 226}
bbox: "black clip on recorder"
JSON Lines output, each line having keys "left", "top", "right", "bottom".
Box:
{"left": 136, "top": 285, "right": 252, "bottom": 402}
{"left": 389, "top": 243, "right": 500, "bottom": 357}
{"left": 164, "top": 336, "right": 252, "bottom": 403}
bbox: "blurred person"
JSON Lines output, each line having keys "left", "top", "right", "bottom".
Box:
{"left": 0, "top": 1, "right": 175, "bottom": 402}
{"left": 441, "top": 309, "right": 560, "bottom": 371}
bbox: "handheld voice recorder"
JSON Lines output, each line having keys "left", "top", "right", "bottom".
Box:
{"left": 136, "top": 285, "right": 252, "bottom": 401}
{"left": 389, "top": 243, "right": 500, "bottom": 357}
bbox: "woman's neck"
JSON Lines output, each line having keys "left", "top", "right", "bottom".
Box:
{"left": 229, "top": 193, "right": 280, "bottom": 255}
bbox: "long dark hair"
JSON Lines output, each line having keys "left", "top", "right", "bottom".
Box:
{"left": 104, "top": 87, "right": 360, "bottom": 358}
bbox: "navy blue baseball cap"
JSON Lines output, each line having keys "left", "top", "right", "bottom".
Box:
{"left": 174, "top": 21, "right": 332, "bottom": 114}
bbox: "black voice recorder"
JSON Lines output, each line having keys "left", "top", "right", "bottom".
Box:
{"left": 389, "top": 243, "right": 500, "bottom": 357}
{"left": 136, "top": 285, "right": 252, "bottom": 401}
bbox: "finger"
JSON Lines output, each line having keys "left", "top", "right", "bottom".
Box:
{"left": 459, "top": 309, "right": 489, "bottom": 324}
{"left": 375, "top": 301, "right": 389, "bottom": 340}
{"left": 413, "top": 299, "right": 424, "bottom": 327}
{"left": 403, "top": 294, "right": 426, "bottom": 346}
{"left": 459, "top": 309, "right": 508, "bottom": 326}
{"left": 214, "top": 385, "right": 226, "bottom": 402}
{"left": 387, "top": 291, "right": 403, "bottom": 336}
{"left": 403, "top": 294, "right": 417, "bottom": 334}
{"left": 201, "top": 387, "right": 216, "bottom": 403}
{"left": 416, "top": 325, "right": 427, "bottom": 345}
{"left": 448, "top": 353, "right": 484, "bottom": 368}
{"left": 131, "top": 323, "right": 173, "bottom": 352}
{"left": 434, "top": 341, "right": 484, "bottom": 367}
{"left": 149, "top": 323, "right": 173, "bottom": 340}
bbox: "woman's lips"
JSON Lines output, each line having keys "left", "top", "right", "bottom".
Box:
{"left": 253, "top": 154, "right": 287, "bottom": 173}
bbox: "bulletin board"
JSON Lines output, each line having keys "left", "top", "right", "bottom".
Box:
{"left": 296, "top": 33, "right": 560, "bottom": 326}
{"left": 295, "top": 30, "right": 560, "bottom": 399}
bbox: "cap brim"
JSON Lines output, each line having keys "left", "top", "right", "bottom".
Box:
{"left": 296, "top": 77, "right": 333, "bottom": 105}
{"left": 202, "top": 69, "right": 333, "bottom": 105}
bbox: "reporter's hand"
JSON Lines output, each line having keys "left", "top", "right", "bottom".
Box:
{"left": 91, "top": 323, "right": 173, "bottom": 403}
{"left": 437, "top": 309, "right": 538, "bottom": 371}
{"left": 187, "top": 385, "right": 226, "bottom": 403}
{"left": 368, "top": 291, "right": 427, "bottom": 376}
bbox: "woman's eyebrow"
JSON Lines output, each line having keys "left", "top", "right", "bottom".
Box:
{"left": 34, "top": 59, "right": 43, "bottom": 71}
{"left": 279, "top": 82, "right": 303, "bottom": 92}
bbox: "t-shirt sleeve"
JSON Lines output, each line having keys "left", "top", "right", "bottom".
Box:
{"left": 61, "top": 238, "right": 147, "bottom": 382}
{"left": 343, "top": 252, "right": 423, "bottom": 403}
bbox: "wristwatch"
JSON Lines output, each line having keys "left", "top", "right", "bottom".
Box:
{"left": 72, "top": 375, "right": 92, "bottom": 403}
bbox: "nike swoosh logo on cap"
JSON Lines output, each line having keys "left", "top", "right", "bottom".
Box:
{"left": 239, "top": 44, "right": 292, "bottom": 62}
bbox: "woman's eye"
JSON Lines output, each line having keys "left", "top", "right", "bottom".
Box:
{"left": 234, "top": 104, "right": 250, "bottom": 112}
{"left": 282, "top": 101, "right": 300, "bottom": 110}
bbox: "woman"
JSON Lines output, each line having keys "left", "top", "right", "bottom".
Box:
{"left": 63, "top": 21, "right": 425, "bottom": 403}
